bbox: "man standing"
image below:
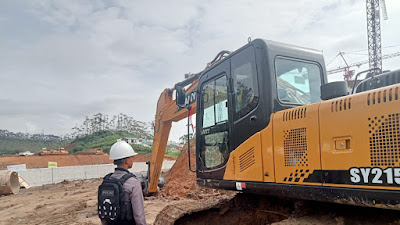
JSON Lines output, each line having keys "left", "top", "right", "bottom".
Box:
{"left": 100, "top": 141, "right": 146, "bottom": 225}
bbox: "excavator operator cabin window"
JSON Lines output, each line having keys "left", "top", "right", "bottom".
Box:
{"left": 200, "top": 75, "right": 229, "bottom": 169}
{"left": 231, "top": 46, "right": 259, "bottom": 120}
{"left": 203, "top": 131, "right": 229, "bottom": 168}
{"left": 202, "top": 76, "right": 228, "bottom": 128}
{"left": 275, "top": 58, "right": 322, "bottom": 105}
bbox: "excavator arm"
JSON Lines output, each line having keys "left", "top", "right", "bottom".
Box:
{"left": 146, "top": 50, "right": 230, "bottom": 194}
{"left": 147, "top": 79, "right": 198, "bottom": 193}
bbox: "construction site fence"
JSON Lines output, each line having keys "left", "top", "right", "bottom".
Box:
{"left": 17, "top": 160, "right": 175, "bottom": 187}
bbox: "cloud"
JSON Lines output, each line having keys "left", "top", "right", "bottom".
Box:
{"left": 0, "top": 0, "right": 399, "bottom": 140}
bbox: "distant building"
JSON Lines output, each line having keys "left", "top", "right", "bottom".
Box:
{"left": 117, "top": 138, "right": 153, "bottom": 148}
{"left": 118, "top": 137, "right": 138, "bottom": 144}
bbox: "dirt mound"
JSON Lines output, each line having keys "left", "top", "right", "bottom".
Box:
{"left": 160, "top": 139, "right": 231, "bottom": 199}
{"left": 0, "top": 155, "right": 113, "bottom": 169}
{"left": 0, "top": 154, "right": 175, "bottom": 170}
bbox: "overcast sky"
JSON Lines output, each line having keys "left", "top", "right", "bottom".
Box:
{"left": 1, "top": 0, "right": 399, "bottom": 141}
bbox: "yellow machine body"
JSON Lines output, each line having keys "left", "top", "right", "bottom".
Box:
{"left": 224, "top": 84, "right": 400, "bottom": 192}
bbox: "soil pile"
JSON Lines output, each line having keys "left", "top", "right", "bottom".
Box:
{"left": 0, "top": 154, "right": 175, "bottom": 170}
{"left": 0, "top": 155, "right": 113, "bottom": 169}
{"left": 160, "top": 139, "right": 231, "bottom": 198}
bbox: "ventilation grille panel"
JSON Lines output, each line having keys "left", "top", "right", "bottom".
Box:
{"left": 283, "top": 108, "right": 307, "bottom": 121}
{"left": 239, "top": 147, "right": 255, "bottom": 172}
{"left": 284, "top": 128, "right": 308, "bottom": 167}
{"left": 367, "top": 87, "right": 399, "bottom": 105}
{"left": 331, "top": 98, "right": 352, "bottom": 112}
{"left": 369, "top": 113, "right": 400, "bottom": 166}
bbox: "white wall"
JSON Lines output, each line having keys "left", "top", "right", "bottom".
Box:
{"left": 18, "top": 160, "right": 175, "bottom": 187}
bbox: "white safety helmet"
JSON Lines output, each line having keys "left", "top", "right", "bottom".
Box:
{"left": 109, "top": 141, "right": 138, "bottom": 160}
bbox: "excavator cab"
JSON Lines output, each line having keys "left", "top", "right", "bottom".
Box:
{"left": 194, "top": 39, "right": 328, "bottom": 180}
{"left": 151, "top": 38, "right": 400, "bottom": 210}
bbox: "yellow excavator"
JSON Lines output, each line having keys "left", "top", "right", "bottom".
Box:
{"left": 144, "top": 39, "right": 400, "bottom": 214}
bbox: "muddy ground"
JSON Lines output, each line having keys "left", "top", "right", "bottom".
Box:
{"left": 2, "top": 178, "right": 400, "bottom": 225}
{"left": 2, "top": 141, "right": 400, "bottom": 224}
{"left": 0, "top": 178, "right": 195, "bottom": 225}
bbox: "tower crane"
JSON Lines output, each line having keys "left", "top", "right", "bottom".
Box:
{"left": 327, "top": 51, "right": 400, "bottom": 80}
{"left": 366, "top": 0, "right": 388, "bottom": 73}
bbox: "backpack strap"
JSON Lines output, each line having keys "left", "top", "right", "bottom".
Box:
{"left": 118, "top": 173, "right": 136, "bottom": 185}
{"left": 103, "top": 173, "right": 113, "bottom": 180}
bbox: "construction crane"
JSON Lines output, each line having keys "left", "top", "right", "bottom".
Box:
{"left": 327, "top": 51, "right": 400, "bottom": 80}
{"left": 327, "top": 0, "right": 391, "bottom": 80}
{"left": 327, "top": 52, "right": 355, "bottom": 80}
{"left": 366, "top": 0, "right": 388, "bottom": 73}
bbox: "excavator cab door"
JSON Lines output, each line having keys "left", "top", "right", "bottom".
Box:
{"left": 196, "top": 44, "right": 266, "bottom": 179}
{"left": 196, "top": 58, "right": 233, "bottom": 179}
{"left": 230, "top": 45, "right": 262, "bottom": 149}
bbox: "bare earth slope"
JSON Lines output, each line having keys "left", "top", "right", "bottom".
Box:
{"left": 160, "top": 140, "right": 232, "bottom": 199}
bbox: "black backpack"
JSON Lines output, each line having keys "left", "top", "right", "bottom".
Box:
{"left": 98, "top": 172, "right": 135, "bottom": 223}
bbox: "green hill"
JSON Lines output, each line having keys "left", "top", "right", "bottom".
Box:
{"left": 72, "top": 130, "right": 151, "bottom": 154}
{"left": 71, "top": 130, "right": 181, "bottom": 158}
{"left": 0, "top": 113, "right": 155, "bottom": 156}
{"left": 0, "top": 138, "right": 71, "bottom": 156}
{"left": 0, "top": 130, "right": 70, "bottom": 156}
{"left": 0, "top": 129, "right": 180, "bottom": 158}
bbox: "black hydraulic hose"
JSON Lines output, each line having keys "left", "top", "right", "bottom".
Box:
{"left": 207, "top": 50, "right": 231, "bottom": 66}
{"left": 145, "top": 160, "right": 150, "bottom": 194}
{"left": 173, "top": 72, "right": 201, "bottom": 91}
{"left": 187, "top": 105, "right": 196, "bottom": 172}
{"left": 170, "top": 50, "right": 231, "bottom": 93}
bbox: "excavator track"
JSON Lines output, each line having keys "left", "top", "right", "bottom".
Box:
{"left": 154, "top": 193, "right": 400, "bottom": 225}
{"left": 154, "top": 194, "right": 290, "bottom": 225}
{"left": 154, "top": 196, "right": 233, "bottom": 225}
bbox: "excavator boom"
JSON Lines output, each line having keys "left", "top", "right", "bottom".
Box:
{"left": 147, "top": 80, "right": 197, "bottom": 193}
{"left": 146, "top": 50, "right": 230, "bottom": 193}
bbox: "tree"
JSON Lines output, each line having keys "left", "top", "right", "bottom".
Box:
{"left": 70, "top": 113, "right": 153, "bottom": 140}
{"left": 179, "top": 133, "right": 195, "bottom": 144}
